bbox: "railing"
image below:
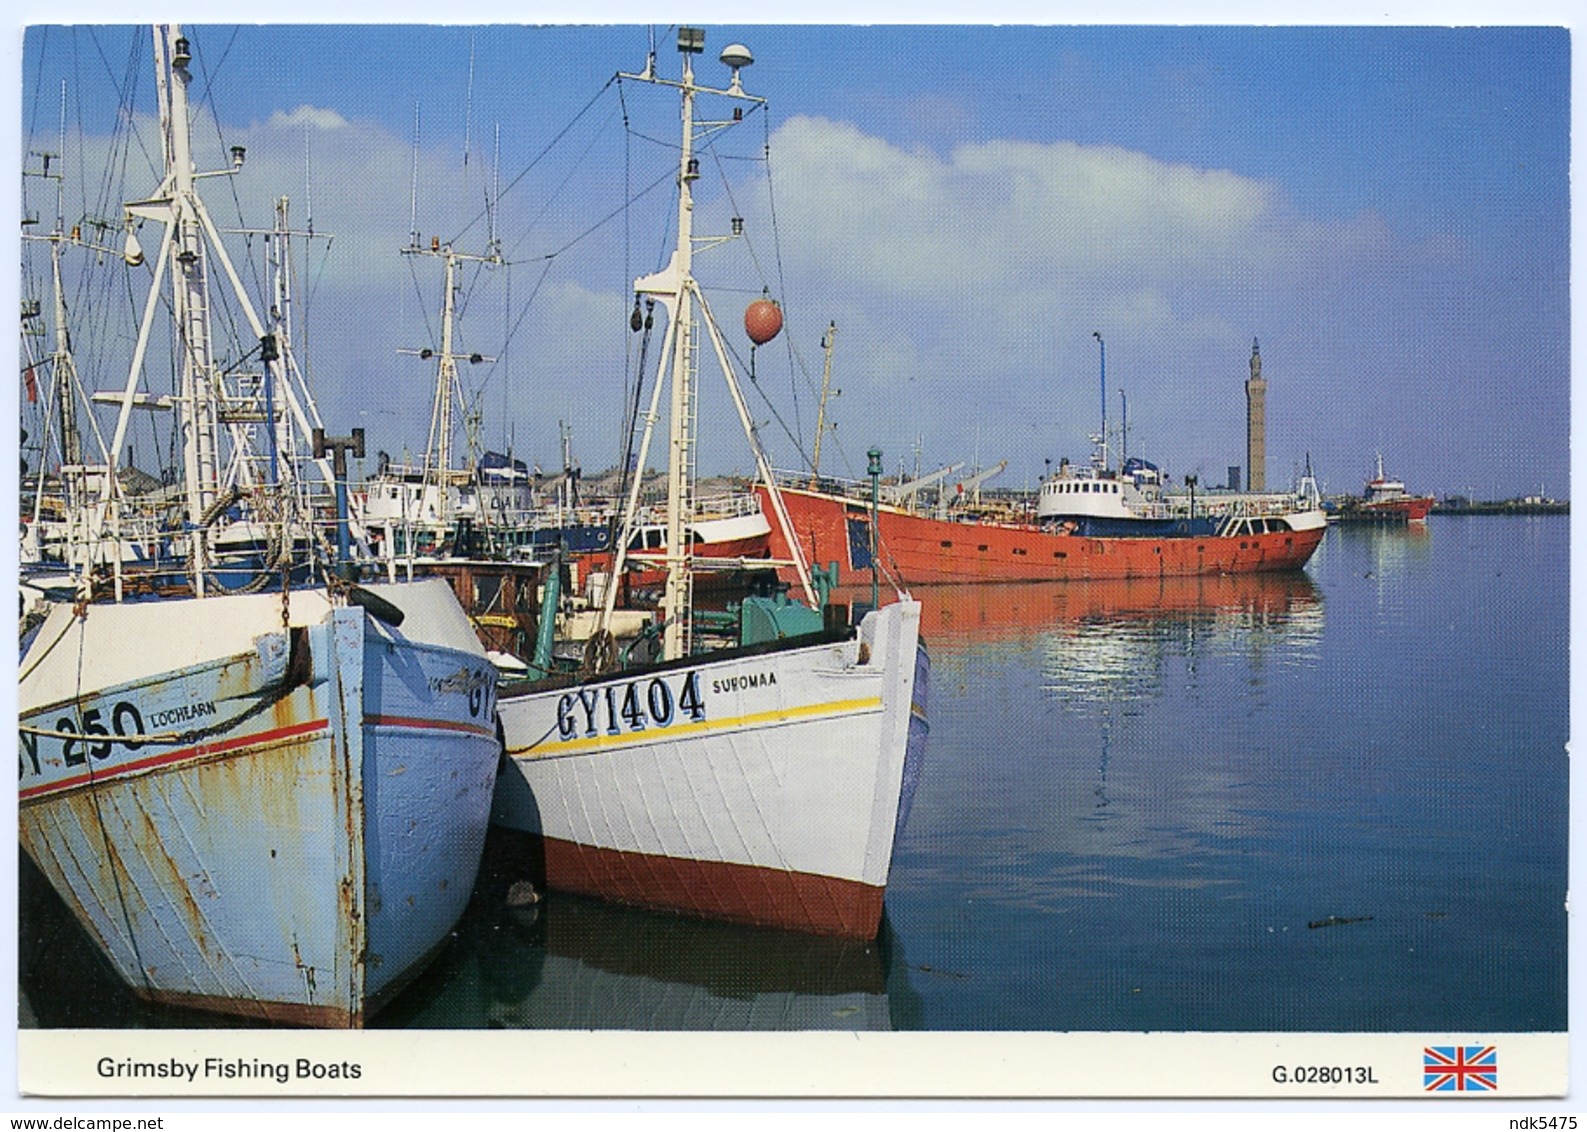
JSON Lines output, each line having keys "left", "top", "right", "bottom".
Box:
{"left": 1168, "top": 491, "right": 1312, "bottom": 520}
{"left": 693, "top": 490, "right": 762, "bottom": 520}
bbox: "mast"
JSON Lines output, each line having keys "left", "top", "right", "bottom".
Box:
{"left": 21, "top": 116, "right": 124, "bottom": 588}
{"left": 559, "top": 421, "right": 578, "bottom": 513}
{"left": 1091, "top": 330, "right": 1107, "bottom": 471}
{"left": 157, "top": 27, "right": 223, "bottom": 586}
{"left": 1119, "top": 388, "right": 1127, "bottom": 469}
{"left": 263, "top": 197, "right": 293, "bottom": 488}
{"left": 659, "top": 36, "right": 701, "bottom": 661}
{"left": 811, "top": 321, "right": 837, "bottom": 481}
{"left": 117, "top": 26, "right": 328, "bottom": 596}
{"left": 399, "top": 238, "right": 500, "bottom": 494}
{"left": 21, "top": 103, "right": 90, "bottom": 506}
{"left": 606, "top": 28, "right": 815, "bottom": 662}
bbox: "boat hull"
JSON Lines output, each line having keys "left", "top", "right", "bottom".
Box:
{"left": 760, "top": 485, "right": 1325, "bottom": 586}
{"left": 492, "top": 600, "right": 926, "bottom": 939}
{"left": 17, "top": 579, "right": 500, "bottom": 1027}
{"left": 1362, "top": 496, "right": 1435, "bottom": 522}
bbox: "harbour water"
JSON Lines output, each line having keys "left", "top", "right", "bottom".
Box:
{"left": 19, "top": 515, "right": 1568, "bottom": 1032}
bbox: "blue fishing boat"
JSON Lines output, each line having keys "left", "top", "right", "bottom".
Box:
{"left": 17, "top": 26, "right": 500, "bottom": 1027}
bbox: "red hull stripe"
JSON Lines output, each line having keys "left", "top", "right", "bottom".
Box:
{"left": 366, "top": 714, "right": 496, "bottom": 738}
{"left": 19, "top": 718, "right": 329, "bottom": 803}
{"left": 541, "top": 835, "right": 885, "bottom": 939}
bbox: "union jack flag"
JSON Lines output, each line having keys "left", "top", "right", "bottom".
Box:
{"left": 1424, "top": 1045, "right": 1497, "bottom": 1092}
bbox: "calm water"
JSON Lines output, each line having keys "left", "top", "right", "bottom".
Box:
{"left": 20, "top": 516, "right": 1569, "bottom": 1032}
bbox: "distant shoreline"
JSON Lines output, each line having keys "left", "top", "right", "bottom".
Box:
{"left": 1429, "top": 501, "right": 1569, "bottom": 516}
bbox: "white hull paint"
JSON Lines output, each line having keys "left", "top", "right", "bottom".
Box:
{"left": 18, "top": 579, "right": 500, "bottom": 1027}
{"left": 492, "top": 600, "right": 926, "bottom": 938}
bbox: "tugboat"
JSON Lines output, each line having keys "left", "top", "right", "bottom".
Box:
{"left": 1358, "top": 453, "right": 1434, "bottom": 522}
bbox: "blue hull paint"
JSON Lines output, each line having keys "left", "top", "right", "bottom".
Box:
{"left": 18, "top": 585, "right": 499, "bottom": 1026}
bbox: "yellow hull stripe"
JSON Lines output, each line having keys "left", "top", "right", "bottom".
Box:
{"left": 513, "top": 695, "right": 884, "bottom": 759}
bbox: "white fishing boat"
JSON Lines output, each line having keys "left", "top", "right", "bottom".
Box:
{"left": 17, "top": 26, "right": 500, "bottom": 1027}
{"left": 354, "top": 237, "right": 548, "bottom": 565}
{"left": 490, "top": 29, "right": 928, "bottom": 940}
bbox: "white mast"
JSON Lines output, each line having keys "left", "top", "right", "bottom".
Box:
{"left": 158, "top": 27, "right": 222, "bottom": 587}
{"left": 399, "top": 238, "right": 500, "bottom": 492}
{"left": 117, "top": 26, "right": 336, "bottom": 595}
{"left": 659, "top": 34, "right": 702, "bottom": 661}
{"left": 604, "top": 29, "right": 815, "bottom": 662}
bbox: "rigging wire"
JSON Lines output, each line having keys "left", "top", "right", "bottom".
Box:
{"left": 447, "top": 75, "right": 618, "bottom": 251}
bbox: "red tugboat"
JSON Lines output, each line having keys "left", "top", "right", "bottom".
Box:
{"left": 1359, "top": 454, "right": 1434, "bottom": 522}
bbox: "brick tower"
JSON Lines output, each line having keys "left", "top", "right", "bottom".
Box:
{"left": 1245, "top": 338, "right": 1266, "bottom": 492}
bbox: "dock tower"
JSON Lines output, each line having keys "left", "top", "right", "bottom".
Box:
{"left": 1245, "top": 338, "right": 1267, "bottom": 492}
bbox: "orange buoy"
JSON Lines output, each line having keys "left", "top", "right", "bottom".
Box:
{"left": 744, "top": 298, "right": 783, "bottom": 345}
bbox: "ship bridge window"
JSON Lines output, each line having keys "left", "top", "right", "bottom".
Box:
{"left": 473, "top": 574, "right": 502, "bottom": 614}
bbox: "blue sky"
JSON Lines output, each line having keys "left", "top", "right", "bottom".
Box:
{"left": 13, "top": 15, "right": 1573, "bottom": 500}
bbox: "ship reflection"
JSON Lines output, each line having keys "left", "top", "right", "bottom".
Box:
{"left": 1325, "top": 521, "right": 1432, "bottom": 619}
{"left": 1329, "top": 519, "right": 1432, "bottom": 577}
{"left": 871, "top": 573, "right": 1323, "bottom": 700}
{"left": 858, "top": 571, "right": 1323, "bottom": 648}
{"left": 1032, "top": 571, "right": 1325, "bottom": 703}
{"left": 377, "top": 839, "right": 915, "bottom": 1031}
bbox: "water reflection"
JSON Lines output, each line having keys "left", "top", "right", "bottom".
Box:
{"left": 377, "top": 843, "right": 915, "bottom": 1031}
{"left": 891, "top": 571, "right": 1328, "bottom": 913}
{"left": 1324, "top": 522, "right": 1432, "bottom": 621}
{"left": 22, "top": 833, "right": 918, "bottom": 1031}
{"left": 1035, "top": 572, "right": 1324, "bottom": 702}
{"left": 892, "top": 572, "right": 1320, "bottom": 643}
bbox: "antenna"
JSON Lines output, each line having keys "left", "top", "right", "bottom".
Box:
{"left": 463, "top": 32, "right": 476, "bottom": 171}
{"left": 303, "top": 123, "right": 314, "bottom": 234}
{"left": 641, "top": 25, "right": 657, "bottom": 79}
{"left": 490, "top": 122, "right": 501, "bottom": 252}
{"left": 719, "top": 43, "right": 753, "bottom": 95}
{"left": 55, "top": 78, "right": 66, "bottom": 231}
{"left": 408, "top": 101, "right": 421, "bottom": 247}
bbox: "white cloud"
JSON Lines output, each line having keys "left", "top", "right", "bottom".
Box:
{"left": 764, "top": 116, "right": 1283, "bottom": 299}
{"left": 266, "top": 105, "right": 350, "bottom": 131}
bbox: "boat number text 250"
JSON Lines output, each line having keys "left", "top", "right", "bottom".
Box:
{"left": 555, "top": 672, "right": 706, "bottom": 741}
{"left": 19, "top": 700, "right": 152, "bottom": 779}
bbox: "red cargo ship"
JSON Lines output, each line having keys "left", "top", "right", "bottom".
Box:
{"left": 757, "top": 471, "right": 1326, "bottom": 588}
